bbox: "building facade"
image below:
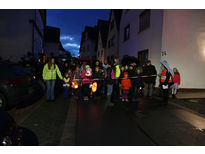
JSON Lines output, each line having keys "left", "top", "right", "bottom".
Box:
{"left": 119, "top": 9, "right": 205, "bottom": 89}
{"left": 80, "top": 26, "right": 98, "bottom": 61}
{"left": 0, "top": 9, "right": 46, "bottom": 62}
{"left": 96, "top": 20, "right": 109, "bottom": 63}
{"left": 105, "top": 9, "right": 122, "bottom": 62}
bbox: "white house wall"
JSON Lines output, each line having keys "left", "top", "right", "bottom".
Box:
{"left": 119, "top": 9, "right": 164, "bottom": 78}
{"left": 161, "top": 9, "right": 205, "bottom": 89}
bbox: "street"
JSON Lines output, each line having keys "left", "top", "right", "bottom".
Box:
{"left": 8, "top": 92, "right": 205, "bottom": 146}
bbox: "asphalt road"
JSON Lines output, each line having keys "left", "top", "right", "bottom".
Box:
{"left": 8, "top": 91, "right": 205, "bottom": 146}
{"left": 76, "top": 97, "right": 156, "bottom": 146}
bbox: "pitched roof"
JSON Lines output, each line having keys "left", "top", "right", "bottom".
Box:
{"left": 85, "top": 26, "right": 98, "bottom": 40}
{"left": 97, "top": 20, "right": 109, "bottom": 48}
{"left": 109, "top": 9, "right": 122, "bottom": 31}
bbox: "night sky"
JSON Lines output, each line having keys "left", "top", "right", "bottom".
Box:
{"left": 47, "top": 9, "right": 110, "bottom": 57}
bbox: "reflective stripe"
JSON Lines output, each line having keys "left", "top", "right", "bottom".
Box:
{"left": 47, "top": 69, "right": 56, "bottom": 72}
{"left": 63, "top": 84, "right": 70, "bottom": 87}
{"left": 160, "top": 70, "right": 172, "bottom": 83}
{"left": 63, "top": 77, "right": 70, "bottom": 83}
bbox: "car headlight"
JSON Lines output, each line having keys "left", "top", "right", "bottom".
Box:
{"left": 2, "top": 136, "right": 12, "bottom": 146}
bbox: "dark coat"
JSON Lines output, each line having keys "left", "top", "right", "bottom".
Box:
{"left": 105, "top": 66, "right": 114, "bottom": 85}
{"left": 143, "top": 65, "right": 157, "bottom": 84}
{"left": 129, "top": 70, "right": 143, "bottom": 88}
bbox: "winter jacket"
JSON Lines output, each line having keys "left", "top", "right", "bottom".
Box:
{"left": 80, "top": 69, "right": 93, "bottom": 85}
{"left": 63, "top": 76, "right": 71, "bottom": 87}
{"left": 173, "top": 72, "right": 180, "bottom": 85}
{"left": 121, "top": 78, "right": 132, "bottom": 90}
{"left": 105, "top": 65, "right": 115, "bottom": 84}
{"left": 72, "top": 70, "right": 81, "bottom": 80}
{"left": 72, "top": 70, "right": 82, "bottom": 86}
{"left": 114, "top": 64, "right": 121, "bottom": 78}
{"left": 134, "top": 73, "right": 144, "bottom": 88}
{"left": 93, "top": 71, "right": 104, "bottom": 86}
{"left": 143, "top": 64, "right": 157, "bottom": 84}
{"left": 42, "top": 63, "right": 63, "bottom": 80}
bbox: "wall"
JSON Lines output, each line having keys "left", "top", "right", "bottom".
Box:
{"left": 0, "top": 10, "right": 34, "bottom": 62}
{"left": 44, "top": 42, "right": 60, "bottom": 57}
{"left": 119, "top": 9, "right": 164, "bottom": 78}
{"left": 80, "top": 32, "right": 96, "bottom": 60}
{"left": 106, "top": 11, "right": 120, "bottom": 60}
{"left": 97, "top": 32, "right": 106, "bottom": 63}
{"left": 161, "top": 9, "right": 205, "bottom": 89}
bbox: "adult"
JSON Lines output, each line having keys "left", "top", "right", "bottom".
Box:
{"left": 105, "top": 61, "right": 115, "bottom": 106}
{"left": 111, "top": 57, "right": 121, "bottom": 102}
{"left": 42, "top": 57, "right": 63, "bottom": 102}
{"left": 142, "top": 60, "right": 157, "bottom": 97}
{"left": 159, "top": 60, "right": 173, "bottom": 104}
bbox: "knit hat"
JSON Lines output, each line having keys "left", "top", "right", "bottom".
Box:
{"left": 85, "top": 65, "right": 90, "bottom": 69}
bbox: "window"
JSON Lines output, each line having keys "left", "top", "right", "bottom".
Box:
{"left": 110, "top": 20, "right": 114, "bottom": 31}
{"left": 138, "top": 49, "right": 149, "bottom": 65}
{"left": 139, "top": 9, "right": 150, "bottom": 32}
{"left": 124, "top": 24, "right": 130, "bottom": 41}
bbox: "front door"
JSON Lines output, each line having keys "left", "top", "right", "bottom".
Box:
{"left": 138, "top": 49, "right": 149, "bottom": 66}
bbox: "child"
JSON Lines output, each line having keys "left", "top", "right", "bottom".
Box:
{"left": 121, "top": 72, "right": 132, "bottom": 102}
{"left": 171, "top": 68, "right": 180, "bottom": 98}
{"left": 119, "top": 66, "right": 125, "bottom": 97}
{"left": 81, "top": 65, "right": 93, "bottom": 101}
{"left": 93, "top": 66, "right": 103, "bottom": 96}
{"left": 67, "top": 68, "right": 73, "bottom": 80}
{"left": 72, "top": 65, "right": 83, "bottom": 102}
{"left": 134, "top": 67, "right": 144, "bottom": 99}
{"left": 63, "top": 72, "right": 71, "bottom": 98}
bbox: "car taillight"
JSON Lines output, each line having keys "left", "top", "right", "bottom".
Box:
{"left": 7, "top": 79, "right": 21, "bottom": 86}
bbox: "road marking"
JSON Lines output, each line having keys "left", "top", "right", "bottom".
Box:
{"left": 59, "top": 99, "right": 77, "bottom": 146}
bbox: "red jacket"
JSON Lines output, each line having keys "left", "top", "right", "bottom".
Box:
{"left": 173, "top": 73, "right": 180, "bottom": 85}
{"left": 121, "top": 78, "right": 132, "bottom": 90}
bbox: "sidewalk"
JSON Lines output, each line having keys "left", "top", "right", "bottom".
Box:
{"left": 177, "top": 91, "right": 205, "bottom": 99}
{"left": 171, "top": 97, "right": 205, "bottom": 116}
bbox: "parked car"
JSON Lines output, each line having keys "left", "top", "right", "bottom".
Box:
{"left": 0, "top": 61, "right": 43, "bottom": 110}
{"left": 0, "top": 109, "right": 38, "bottom": 146}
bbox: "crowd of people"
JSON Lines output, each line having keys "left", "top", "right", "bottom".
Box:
{"left": 42, "top": 56, "right": 181, "bottom": 106}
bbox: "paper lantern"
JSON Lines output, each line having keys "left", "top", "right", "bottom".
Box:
{"left": 72, "top": 82, "right": 79, "bottom": 89}
{"left": 92, "top": 82, "right": 97, "bottom": 93}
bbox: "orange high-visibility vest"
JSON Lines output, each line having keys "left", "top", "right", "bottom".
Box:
{"left": 160, "top": 69, "right": 172, "bottom": 83}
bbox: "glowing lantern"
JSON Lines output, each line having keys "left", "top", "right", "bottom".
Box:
{"left": 92, "top": 82, "right": 97, "bottom": 93}
{"left": 72, "top": 82, "right": 79, "bottom": 89}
